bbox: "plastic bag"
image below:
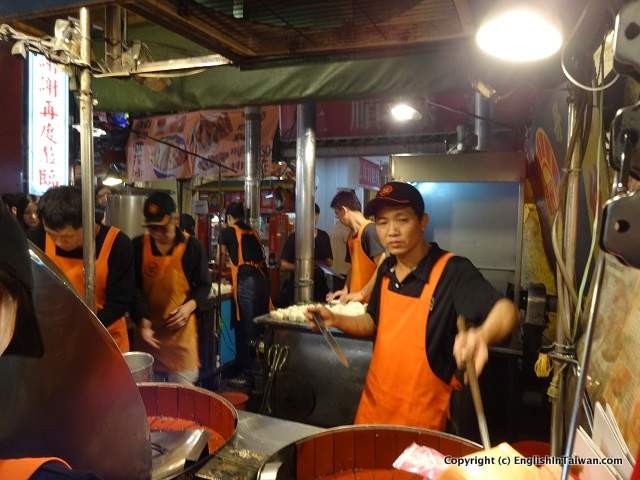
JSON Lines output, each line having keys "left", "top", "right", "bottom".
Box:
{"left": 393, "top": 442, "right": 448, "bottom": 480}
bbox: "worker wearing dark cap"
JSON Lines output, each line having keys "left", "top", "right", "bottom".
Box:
{"left": 218, "top": 202, "right": 271, "bottom": 386}
{"left": 29, "top": 186, "right": 133, "bottom": 352}
{"left": 132, "top": 192, "right": 211, "bottom": 385}
{"left": 306, "top": 182, "right": 518, "bottom": 430}
{"left": 0, "top": 199, "right": 100, "bottom": 479}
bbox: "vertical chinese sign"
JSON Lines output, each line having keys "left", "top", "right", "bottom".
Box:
{"left": 28, "top": 52, "right": 69, "bottom": 196}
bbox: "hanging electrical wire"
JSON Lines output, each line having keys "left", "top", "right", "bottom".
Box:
{"left": 560, "top": 0, "right": 620, "bottom": 93}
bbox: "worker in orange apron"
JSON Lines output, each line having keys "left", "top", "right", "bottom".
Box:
{"left": 218, "top": 202, "right": 271, "bottom": 387}
{"left": 30, "top": 186, "right": 132, "bottom": 352}
{"left": 0, "top": 199, "right": 100, "bottom": 479}
{"left": 326, "top": 189, "right": 385, "bottom": 304}
{"left": 307, "top": 182, "right": 518, "bottom": 430}
{"left": 132, "top": 192, "right": 211, "bottom": 385}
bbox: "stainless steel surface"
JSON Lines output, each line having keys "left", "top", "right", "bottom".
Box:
{"left": 561, "top": 256, "right": 606, "bottom": 480}
{"left": 474, "top": 91, "right": 489, "bottom": 151}
{"left": 457, "top": 317, "right": 490, "bottom": 450}
{"left": 245, "top": 106, "right": 261, "bottom": 232}
{"left": 312, "top": 311, "right": 349, "bottom": 368}
{"left": 196, "top": 410, "right": 324, "bottom": 480}
{"left": 294, "top": 103, "right": 316, "bottom": 304}
{"left": 317, "top": 262, "right": 346, "bottom": 279}
{"left": 124, "top": 351, "right": 155, "bottom": 383}
{"left": 80, "top": 6, "right": 97, "bottom": 311}
{"left": 106, "top": 194, "right": 148, "bottom": 239}
{"left": 0, "top": 246, "right": 151, "bottom": 479}
{"left": 416, "top": 182, "right": 520, "bottom": 295}
{"left": 390, "top": 152, "right": 525, "bottom": 183}
{"left": 151, "top": 429, "right": 211, "bottom": 480}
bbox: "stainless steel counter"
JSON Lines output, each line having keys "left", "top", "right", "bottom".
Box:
{"left": 196, "top": 411, "right": 324, "bottom": 479}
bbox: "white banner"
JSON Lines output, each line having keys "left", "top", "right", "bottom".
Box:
{"left": 28, "top": 53, "right": 69, "bottom": 196}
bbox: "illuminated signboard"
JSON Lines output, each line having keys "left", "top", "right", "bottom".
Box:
{"left": 28, "top": 52, "right": 69, "bottom": 196}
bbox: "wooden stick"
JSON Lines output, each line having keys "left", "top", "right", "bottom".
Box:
{"left": 457, "top": 315, "right": 491, "bottom": 450}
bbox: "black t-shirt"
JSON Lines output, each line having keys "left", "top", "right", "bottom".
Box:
{"left": 345, "top": 223, "right": 385, "bottom": 263}
{"left": 218, "top": 222, "right": 265, "bottom": 265}
{"left": 280, "top": 228, "right": 333, "bottom": 263}
{"left": 29, "top": 224, "right": 134, "bottom": 328}
{"left": 131, "top": 229, "right": 211, "bottom": 323}
{"left": 366, "top": 243, "right": 502, "bottom": 384}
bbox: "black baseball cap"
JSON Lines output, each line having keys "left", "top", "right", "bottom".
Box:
{"left": 364, "top": 181, "right": 425, "bottom": 218}
{"left": 143, "top": 192, "right": 176, "bottom": 226}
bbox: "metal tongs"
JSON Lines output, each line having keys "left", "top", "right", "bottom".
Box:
{"left": 457, "top": 315, "right": 491, "bottom": 450}
{"left": 311, "top": 311, "right": 350, "bottom": 368}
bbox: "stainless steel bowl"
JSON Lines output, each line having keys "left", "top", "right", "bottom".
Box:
{"left": 123, "top": 352, "right": 154, "bottom": 383}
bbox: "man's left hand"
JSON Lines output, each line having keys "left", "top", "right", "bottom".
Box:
{"left": 453, "top": 327, "right": 489, "bottom": 382}
{"left": 166, "top": 299, "right": 197, "bottom": 330}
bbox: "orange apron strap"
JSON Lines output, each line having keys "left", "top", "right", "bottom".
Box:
{"left": 45, "top": 233, "right": 56, "bottom": 257}
{"left": 97, "top": 227, "right": 130, "bottom": 353}
{"left": 231, "top": 225, "right": 243, "bottom": 321}
{"left": 0, "top": 457, "right": 71, "bottom": 479}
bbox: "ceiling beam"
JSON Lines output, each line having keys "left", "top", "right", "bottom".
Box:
{"left": 126, "top": 0, "right": 255, "bottom": 62}
{"left": 452, "top": 0, "right": 475, "bottom": 35}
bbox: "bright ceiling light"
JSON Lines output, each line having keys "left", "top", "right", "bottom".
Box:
{"left": 391, "top": 103, "right": 422, "bottom": 122}
{"left": 476, "top": 7, "right": 562, "bottom": 62}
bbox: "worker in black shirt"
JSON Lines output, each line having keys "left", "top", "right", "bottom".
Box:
{"left": 131, "top": 192, "right": 211, "bottom": 385}
{"left": 279, "top": 203, "right": 333, "bottom": 305}
{"left": 218, "top": 202, "right": 270, "bottom": 385}
{"left": 306, "top": 182, "right": 518, "bottom": 430}
{"left": 29, "top": 186, "right": 133, "bottom": 352}
{"left": 327, "top": 190, "right": 386, "bottom": 303}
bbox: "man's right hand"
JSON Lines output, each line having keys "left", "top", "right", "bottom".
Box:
{"left": 139, "top": 319, "right": 161, "bottom": 349}
{"left": 305, "top": 304, "right": 339, "bottom": 331}
{"left": 326, "top": 288, "right": 348, "bottom": 303}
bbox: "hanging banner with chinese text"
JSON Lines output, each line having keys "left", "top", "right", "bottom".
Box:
{"left": 28, "top": 53, "right": 69, "bottom": 196}
{"left": 127, "top": 107, "right": 278, "bottom": 181}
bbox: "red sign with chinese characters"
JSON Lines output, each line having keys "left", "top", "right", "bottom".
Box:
{"left": 28, "top": 53, "right": 69, "bottom": 195}
{"left": 280, "top": 94, "right": 467, "bottom": 140}
{"left": 359, "top": 158, "right": 381, "bottom": 189}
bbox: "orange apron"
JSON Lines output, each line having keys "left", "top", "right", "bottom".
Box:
{"left": 228, "top": 224, "right": 273, "bottom": 321}
{"left": 45, "top": 226, "right": 130, "bottom": 352}
{"left": 140, "top": 233, "right": 199, "bottom": 373}
{"left": 347, "top": 220, "right": 377, "bottom": 296}
{"left": 355, "top": 252, "right": 456, "bottom": 430}
{"left": 0, "top": 457, "right": 71, "bottom": 479}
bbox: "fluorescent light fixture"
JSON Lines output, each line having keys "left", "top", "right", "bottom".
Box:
{"left": 71, "top": 124, "right": 107, "bottom": 137}
{"left": 476, "top": 6, "right": 562, "bottom": 62}
{"left": 391, "top": 103, "right": 422, "bottom": 122}
{"left": 102, "top": 176, "right": 123, "bottom": 187}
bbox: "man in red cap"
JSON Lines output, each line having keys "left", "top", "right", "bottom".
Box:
{"left": 132, "top": 192, "right": 211, "bottom": 385}
{"left": 307, "top": 181, "right": 518, "bottom": 430}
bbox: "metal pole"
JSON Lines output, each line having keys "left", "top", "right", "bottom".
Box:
{"left": 564, "top": 99, "right": 581, "bottom": 309}
{"left": 294, "top": 103, "right": 316, "bottom": 304}
{"left": 79, "top": 7, "right": 96, "bottom": 311}
{"left": 244, "top": 106, "right": 261, "bottom": 232}
{"left": 561, "top": 255, "right": 606, "bottom": 480}
{"left": 551, "top": 98, "right": 579, "bottom": 455}
{"left": 474, "top": 92, "right": 489, "bottom": 151}
{"left": 104, "top": 5, "right": 122, "bottom": 72}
